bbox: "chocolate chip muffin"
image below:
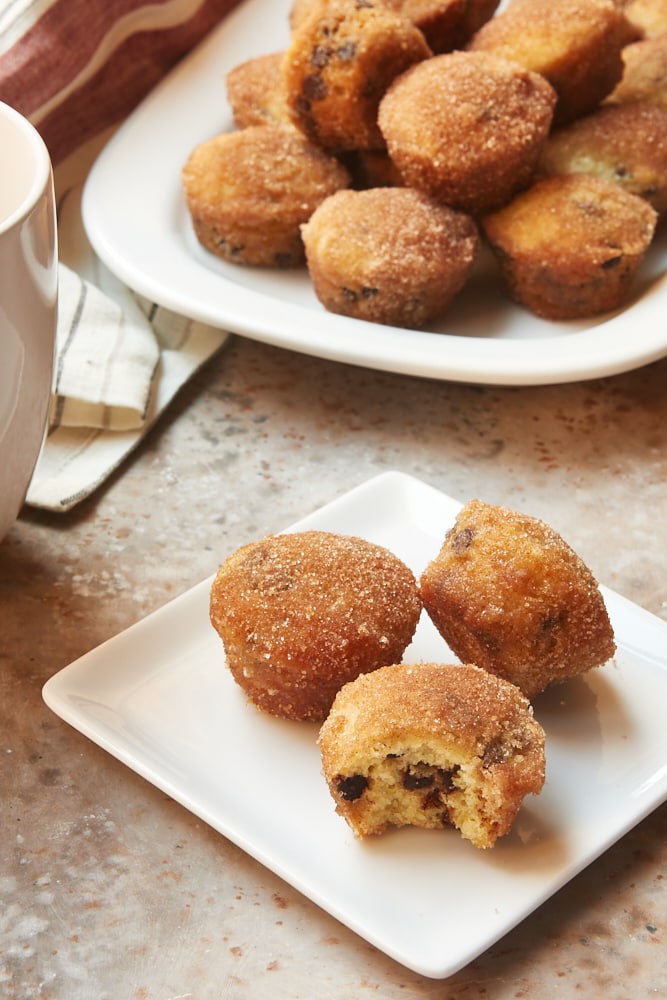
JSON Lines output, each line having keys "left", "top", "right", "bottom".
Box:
{"left": 318, "top": 661, "right": 546, "bottom": 848}
{"left": 419, "top": 500, "right": 616, "bottom": 698}
{"left": 181, "top": 124, "right": 350, "bottom": 267}
{"left": 301, "top": 186, "right": 479, "bottom": 327}
{"left": 283, "top": 0, "right": 431, "bottom": 151}
{"left": 210, "top": 530, "right": 422, "bottom": 721}
{"left": 378, "top": 50, "right": 556, "bottom": 215}
{"left": 481, "top": 173, "right": 657, "bottom": 319}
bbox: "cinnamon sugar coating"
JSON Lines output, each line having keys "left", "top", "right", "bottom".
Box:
{"left": 181, "top": 124, "right": 349, "bottom": 267}
{"left": 301, "top": 187, "right": 479, "bottom": 327}
{"left": 282, "top": 0, "right": 432, "bottom": 152}
{"left": 419, "top": 501, "right": 616, "bottom": 699}
{"left": 225, "top": 51, "right": 291, "bottom": 129}
{"left": 209, "top": 531, "right": 422, "bottom": 721}
{"left": 468, "top": 0, "right": 630, "bottom": 125}
{"left": 318, "top": 661, "right": 546, "bottom": 848}
{"left": 537, "top": 102, "right": 667, "bottom": 214}
{"left": 481, "top": 174, "right": 657, "bottom": 319}
{"left": 378, "top": 51, "right": 556, "bottom": 215}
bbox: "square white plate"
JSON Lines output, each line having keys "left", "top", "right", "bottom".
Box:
{"left": 43, "top": 472, "right": 667, "bottom": 978}
{"left": 80, "top": 0, "right": 667, "bottom": 386}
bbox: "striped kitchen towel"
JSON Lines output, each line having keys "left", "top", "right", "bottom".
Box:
{"left": 26, "top": 265, "right": 230, "bottom": 512}
{"left": 50, "top": 261, "right": 162, "bottom": 433}
{"left": 25, "top": 159, "right": 230, "bottom": 512}
{"left": 0, "top": 0, "right": 241, "bottom": 164}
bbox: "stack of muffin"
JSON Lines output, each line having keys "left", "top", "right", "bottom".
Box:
{"left": 182, "top": 0, "right": 667, "bottom": 327}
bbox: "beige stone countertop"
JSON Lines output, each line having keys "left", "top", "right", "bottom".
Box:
{"left": 2, "top": 337, "right": 666, "bottom": 999}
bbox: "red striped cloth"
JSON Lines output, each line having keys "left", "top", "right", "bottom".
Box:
{"left": 0, "top": 0, "right": 242, "bottom": 163}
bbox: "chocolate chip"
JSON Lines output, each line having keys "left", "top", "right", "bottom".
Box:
{"left": 421, "top": 787, "right": 442, "bottom": 809}
{"left": 336, "top": 42, "right": 356, "bottom": 61}
{"left": 449, "top": 527, "right": 474, "bottom": 552}
{"left": 538, "top": 611, "right": 565, "bottom": 651}
{"left": 482, "top": 740, "right": 507, "bottom": 767}
{"left": 302, "top": 74, "right": 328, "bottom": 101}
{"left": 217, "top": 237, "right": 243, "bottom": 258}
{"left": 436, "top": 766, "right": 459, "bottom": 793}
{"left": 311, "top": 45, "right": 331, "bottom": 68}
{"left": 274, "top": 252, "right": 295, "bottom": 268}
{"left": 440, "top": 807, "right": 454, "bottom": 827}
{"left": 403, "top": 764, "right": 459, "bottom": 793}
{"left": 336, "top": 773, "right": 368, "bottom": 801}
{"left": 403, "top": 767, "right": 435, "bottom": 790}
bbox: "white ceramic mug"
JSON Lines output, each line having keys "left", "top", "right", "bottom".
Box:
{"left": 0, "top": 101, "right": 57, "bottom": 541}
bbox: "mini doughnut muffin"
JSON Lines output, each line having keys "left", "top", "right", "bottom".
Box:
{"left": 481, "top": 174, "right": 657, "bottom": 319}
{"left": 282, "top": 0, "right": 432, "bottom": 152}
{"left": 225, "top": 51, "right": 291, "bottom": 128}
{"left": 537, "top": 102, "right": 667, "bottom": 214}
{"left": 606, "top": 34, "right": 667, "bottom": 111}
{"left": 290, "top": 0, "right": 500, "bottom": 51}
{"left": 318, "top": 662, "right": 546, "bottom": 848}
{"left": 378, "top": 51, "right": 556, "bottom": 215}
{"left": 384, "top": 0, "right": 500, "bottom": 53}
{"left": 209, "top": 531, "right": 422, "bottom": 722}
{"left": 419, "top": 500, "right": 616, "bottom": 699}
{"left": 301, "top": 187, "right": 479, "bottom": 327}
{"left": 181, "top": 124, "right": 350, "bottom": 267}
{"left": 383, "top": 0, "right": 470, "bottom": 53}
{"left": 468, "top": 0, "right": 629, "bottom": 125}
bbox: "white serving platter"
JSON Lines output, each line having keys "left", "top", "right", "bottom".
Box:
{"left": 81, "top": 0, "right": 667, "bottom": 387}
{"left": 43, "top": 472, "right": 667, "bottom": 978}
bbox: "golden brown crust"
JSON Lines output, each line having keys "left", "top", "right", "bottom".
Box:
{"left": 301, "top": 187, "right": 479, "bottom": 327}
{"left": 181, "top": 125, "right": 350, "bottom": 267}
{"left": 209, "top": 531, "right": 422, "bottom": 721}
{"left": 419, "top": 500, "right": 616, "bottom": 699}
{"left": 282, "top": 0, "right": 432, "bottom": 152}
{"left": 225, "top": 52, "right": 291, "bottom": 129}
{"left": 318, "top": 661, "right": 546, "bottom": 848}
{"left": 481, "top": 174, "right": 657, "bottom": 319}
{"left": 468, "top": 0, "right": 628, "bottom": 125}
{"left": 537, "top": 102, "right": 667, "bottom": 214}
{"left": 378, "top": 51, "right": 556, "bottom": 215}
